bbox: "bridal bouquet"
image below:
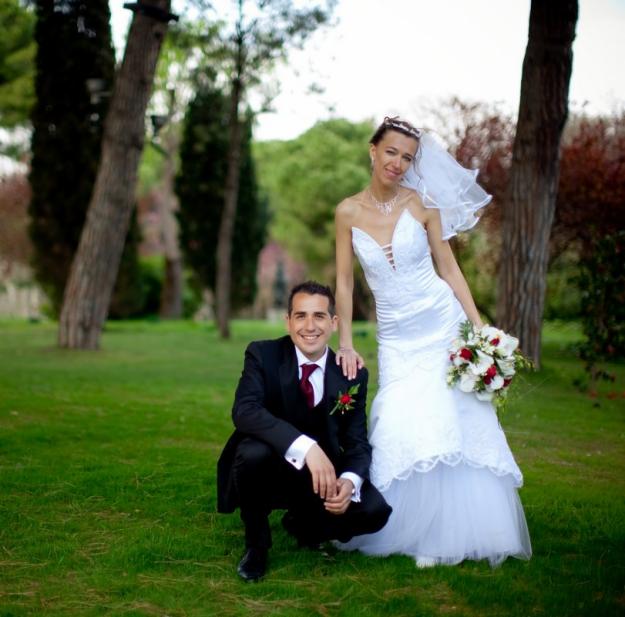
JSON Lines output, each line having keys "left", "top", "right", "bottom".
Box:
{"left": 447, "top": 320, "right": 531, "bottom": 411}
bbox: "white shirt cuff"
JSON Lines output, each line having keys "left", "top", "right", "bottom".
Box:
{"left": 284, "top": 435, "right": 316, "bottom": 470}
{"left": 340, "top": 471, "right": 363, "bottom": 502}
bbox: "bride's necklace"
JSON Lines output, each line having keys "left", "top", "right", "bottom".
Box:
{"left": 369, "top": 188, "right": 399, "bottom": 216}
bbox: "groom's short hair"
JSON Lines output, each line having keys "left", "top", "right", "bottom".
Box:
{"left": 287, "top": 281, "right": 336, "bottom": 316}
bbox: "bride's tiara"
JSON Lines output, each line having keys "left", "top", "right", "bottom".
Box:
{"left": 383, "top": 116, "right": 422, "bottom": 140}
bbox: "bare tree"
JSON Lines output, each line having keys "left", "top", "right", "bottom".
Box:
{"left": 149, "top": 24, "right": 210, "bottom": 319}
{"left": 496, "top": 0, "right": 578, "bottom": 367}
{"left": 213, "top": 0, "right": 335, "bottom": 339}
{"left": 58, "top": 0, "right": 176, "bottom": 349}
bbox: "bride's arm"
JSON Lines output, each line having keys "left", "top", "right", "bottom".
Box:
{"left": 335, "top": 201, "right": 364, "bottom": 379}
{"left": 425, "top": 209, "right": 484, "bottom": 328}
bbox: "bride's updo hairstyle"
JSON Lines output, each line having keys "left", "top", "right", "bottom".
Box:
{"left": 370, "top": 116, "right": 422, "bottom": 147}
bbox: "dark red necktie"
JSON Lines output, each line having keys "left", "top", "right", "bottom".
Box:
{"left": 300, "top": 363, "right": 319, "bottom": 408}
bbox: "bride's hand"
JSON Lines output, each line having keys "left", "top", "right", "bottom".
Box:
{"left": 336, "top": 347, "right": 365, "bottom": 380}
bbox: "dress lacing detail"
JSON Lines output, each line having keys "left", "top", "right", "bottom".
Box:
{"left": 381, "top": 243, "right": 395, "bottom": 270}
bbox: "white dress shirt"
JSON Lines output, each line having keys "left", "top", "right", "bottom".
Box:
{"left": 284, "top": 346, "right": 363, "bottom": 502}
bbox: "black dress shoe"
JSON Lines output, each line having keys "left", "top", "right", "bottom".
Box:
{"left": 237, "top": 547, "right": 267, "bottom": 582}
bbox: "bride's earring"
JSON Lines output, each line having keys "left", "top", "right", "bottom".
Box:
{"left": 370, "top": 157, "right": 375, "bottom": 173}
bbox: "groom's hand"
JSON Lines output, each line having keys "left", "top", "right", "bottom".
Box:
{"left": 305, "top": 444, "right": 336, "bottom": 500}
{"left": 324, "top": 478, "right": 354, "bottom": 515}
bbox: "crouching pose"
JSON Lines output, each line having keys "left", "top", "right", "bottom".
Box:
{"left": 217, "top": 281, "right": 391, "bottom": 581}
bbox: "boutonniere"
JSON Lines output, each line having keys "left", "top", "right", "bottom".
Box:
{"left": 330, "top": 383, "right": 360, "bottom": 415}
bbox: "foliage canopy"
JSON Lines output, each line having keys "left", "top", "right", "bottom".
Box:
{"left": 0, "top": 0, "right": 36, "bottom": 127}
{"left": 258, "top": 118, "right": 372, "bottom": 280}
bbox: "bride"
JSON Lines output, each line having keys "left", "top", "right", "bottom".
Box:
{"left": 334, "top": 116, "right": 531, "bottom": 567}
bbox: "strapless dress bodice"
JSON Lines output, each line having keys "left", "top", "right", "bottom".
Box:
{"left": 352, "top": 208, "right": 465, "bottom": 355}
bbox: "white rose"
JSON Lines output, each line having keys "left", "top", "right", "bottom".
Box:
{"left": 470, "top": 350, "right": 493, "bottom": 375}
{"left": 479, "top": 326, "right": 506, "bottom": 354}
{"left": 499, "top": 333, "right": 519, "bottom": 356}
{"left": 459, "top": 372, "right": 478, "bottom": 392}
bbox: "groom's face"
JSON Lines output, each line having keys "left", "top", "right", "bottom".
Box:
{"left": 286, "top": 292, "right": 337, "bottom": 361}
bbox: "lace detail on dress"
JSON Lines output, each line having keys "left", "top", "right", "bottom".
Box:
{"left": 372, "top": 451, "right": 524, "bottom": 492}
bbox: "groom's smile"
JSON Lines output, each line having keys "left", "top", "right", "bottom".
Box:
{"left": 286, "top": 292, "right": 338, "bottom": 362}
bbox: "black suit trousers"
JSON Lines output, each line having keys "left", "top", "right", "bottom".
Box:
{"left": 233, "top": 437, "right": 392, "bottom": 549}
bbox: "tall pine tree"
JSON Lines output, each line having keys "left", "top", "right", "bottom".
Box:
{"left": 28, "top": 0, "right": 114, "bottom": 313}
{"left": 176, "top": 83, "right": 266, "bottom": 311}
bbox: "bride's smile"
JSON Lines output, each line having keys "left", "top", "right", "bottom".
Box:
{"left": 370, "top": 132, "right": 418, "bottom": 193}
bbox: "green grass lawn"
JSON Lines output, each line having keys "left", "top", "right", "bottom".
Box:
{"left": 1, "top": 319, "right": 623, "bottom": 616}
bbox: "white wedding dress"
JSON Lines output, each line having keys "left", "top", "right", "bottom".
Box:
{"left": 340, "top": 207, "right": 532, "bottom": 566}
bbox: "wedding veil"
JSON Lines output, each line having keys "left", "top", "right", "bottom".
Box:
{"left": 401, "top": 131, "right": 492, "bottom": 240}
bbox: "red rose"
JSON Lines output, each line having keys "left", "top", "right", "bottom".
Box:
{"left": 503, "top": 378, "right": 512, "bottom": 387}
{"left": 330, "top": 383, "right": 360, "bottom": 416}
{"left": 491, "top": 337, "right": 500, "bottom": 346}
{"left": 483, "top": 375, "right": 492, "bottom": 385}
{"left": 485, "top": 365, "right": 497, "bottom": 378}
{"left": 459, "top": 348, "right": 472, "bottom": 361}
{"left": 449, "top": 353, "right": 456, "bottom": 361}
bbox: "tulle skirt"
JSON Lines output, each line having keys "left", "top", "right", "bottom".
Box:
{"left": 340, "top": 461, "right": 532, "bottom": 567}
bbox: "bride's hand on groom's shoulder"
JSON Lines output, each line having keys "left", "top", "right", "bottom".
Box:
{"left": 336, "top": 347, "right": 365, "bottom": 380}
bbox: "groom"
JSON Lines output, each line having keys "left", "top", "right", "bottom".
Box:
{"left": 217, "top": 281, "right": 391, "bottom": 581}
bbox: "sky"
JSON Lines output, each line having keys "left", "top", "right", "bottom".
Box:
{"left": 110, "top": 0, "right": 625, "bottom": 141}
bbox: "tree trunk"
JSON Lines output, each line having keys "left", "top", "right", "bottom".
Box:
{"left": 159, "top": 128, "right": 183, "bottom": 319}
{"left": 496, "top": 0, "right": 578, "bottom": 367}
{"left": 215, "top": 29, "right": 244, "bottom": 339}
{"left": 160, "top": 255, "right": 183, "bottom": 317}
{"left": 58, "top": 0, "right": 172, "bottom": 349}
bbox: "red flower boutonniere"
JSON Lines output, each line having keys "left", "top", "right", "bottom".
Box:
{"left": 330, "top": 383, "right": 360, "bottom": 415}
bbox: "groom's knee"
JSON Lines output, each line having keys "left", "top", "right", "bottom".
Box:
{"left": 234, "top": 438, "right": 275, "bottom": 475}
{"left": 361, "top": 485, "right": 392, "bottom": 533}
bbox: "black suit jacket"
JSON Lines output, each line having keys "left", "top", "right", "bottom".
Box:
{"left": 217, "top": 335, "right": 371, "bottom": 513}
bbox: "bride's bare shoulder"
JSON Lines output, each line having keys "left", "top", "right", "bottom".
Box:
{"left": 400, "top": 186, "right": 424, "bottom": 209}
{"left": 336, "top": 191, "right": 366, "bottom": 225}
{"left": 401, "top": 186, "right": 428, "bottom": 222}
